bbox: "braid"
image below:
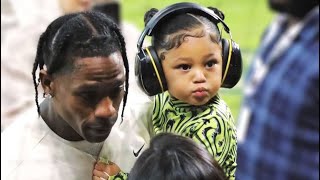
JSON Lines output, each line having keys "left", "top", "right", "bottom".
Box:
{"left": 32, "top": 11, "right": 130, "bottom": 124}
{"left": 115, "top": 27, "right": 129, "bottom": 124}
{"left": 107, "top": 18, "right": 129, "bottom": 124}
{"left": 31, "top": 14, "right": 75, "bottom": 115}
{"left": 32, "top": 33, "right": 46, "bottom": 116}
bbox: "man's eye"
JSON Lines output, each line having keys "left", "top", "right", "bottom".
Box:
{"left": 80, "top": 93, "right": 96, "bottom": 103}
{"left": 177, "top": 64, "right": 191, "bottom": 71}
{"left": 109, "top": 85, "right": 124, "bottom": 98}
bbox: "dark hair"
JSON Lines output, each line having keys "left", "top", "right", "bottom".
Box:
{"left": 128, "top": 133, "right": 227, "bottom": 180}
{"left": 32, "top": 11, "right": 129, "bottom": 120}
{"left": 143, "top": 6, "right": 225, "bottom": 60}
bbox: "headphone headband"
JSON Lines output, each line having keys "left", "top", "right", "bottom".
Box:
{"left": 137, "top": 2, "right": 230, "bottom": 49}
{"left": 135, "top": 2, "right": 243, "bottom": 96}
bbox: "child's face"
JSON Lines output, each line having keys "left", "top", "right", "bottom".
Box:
{"left": 161, "top": 30, "right": 222, "bottom": 106}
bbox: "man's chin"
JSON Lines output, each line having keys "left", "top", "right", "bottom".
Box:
{"left": 84, "top": 131, "right": 111, "bottom": 143}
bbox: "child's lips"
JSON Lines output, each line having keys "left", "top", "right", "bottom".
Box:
{"left": 193, "top": 91, "right": 207, "bottom": 97}
{"left": 192, "top": 89, "right": 208, "bottom": 98}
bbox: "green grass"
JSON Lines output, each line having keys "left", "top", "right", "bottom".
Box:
{"left": 122, "top": 0, "right": 274, "bottom": 50}
{"left": 219, "top": 50, "right": 254, "bottom": 120}
{"left": 121, "top": 0, "right": 275, "bottom": 121}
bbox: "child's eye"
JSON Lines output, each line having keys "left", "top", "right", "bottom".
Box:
{"left": 206, "top": 60, "right": 218, "bottom": 68}
{"left": 177, "top": 64, "right": 191, "bottom": 71}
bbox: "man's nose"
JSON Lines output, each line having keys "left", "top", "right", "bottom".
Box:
{"left": 94, "top": 97, "right": 116, "bottom": 118}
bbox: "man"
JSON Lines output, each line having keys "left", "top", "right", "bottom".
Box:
{"left": 1, "top": 11, "right": 129, "bottom": 180}
{"left": 236, "top": 0, "right": 319, "bottom": 179}
{"left": 1, "top": 0, "right": 94, "bottom": 131}
{"left": 1, "top": 0, "right": 141, "bottom": 131}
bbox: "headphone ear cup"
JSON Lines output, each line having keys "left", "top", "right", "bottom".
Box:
{"left": 221, "top": 38, "right": 243, "bottom": 88}
{"left": 135, "top": 46, "right": 167, "bottom": 96}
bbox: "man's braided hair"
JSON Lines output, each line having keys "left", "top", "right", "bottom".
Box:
{"left": 32, "top": 11, "right": 129, "bottom": 121}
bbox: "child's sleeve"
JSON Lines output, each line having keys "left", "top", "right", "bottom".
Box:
{"left": 222, "top": 106, "right": 237, "bottom": 180}
{"left": 108, "top": 171, "right": 129, "bottom": 180}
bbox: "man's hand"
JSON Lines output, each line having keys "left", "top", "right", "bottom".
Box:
{"left": 92, "top": 160, "right": 121, "bottom": 180}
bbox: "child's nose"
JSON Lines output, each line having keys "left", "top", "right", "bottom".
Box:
{"left": 193, "top": 69, "right": 206, "bottom": 83}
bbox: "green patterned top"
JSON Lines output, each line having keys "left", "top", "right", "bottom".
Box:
{"left": 108, "top": 91, "right": 237, "bottom": 180}
{"left": 152, "top": 91, "right": 237, "bottom": 179}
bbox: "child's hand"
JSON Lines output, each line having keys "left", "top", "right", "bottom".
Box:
{"left": 92, "top": 160, "right": 121, "bottom": 180}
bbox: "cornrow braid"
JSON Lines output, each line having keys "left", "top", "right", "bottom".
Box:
{"left": 32, "top": 13, "right": 79, "bottom": 115}
{"left": 32, "top": 11, "right": 129, "bottom": 122}
{"left": 108, "top": 22, "right": 129, "bottom": 124}
{"left": 32, "top": 33, "right": 46, "bottom": 116}
{"left": 95, "top": 13, "right": 130, "bottom": 123}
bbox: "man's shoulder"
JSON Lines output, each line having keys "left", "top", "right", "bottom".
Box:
{"left": 1, "top": 108, "right": 48, "bottom": 179}
{"left": 1, "top": 111, "right": 96, "bottom": 180}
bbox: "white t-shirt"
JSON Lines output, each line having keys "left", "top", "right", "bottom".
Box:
{"left": 99, "top": 81, "right": 154, "bottom": 172}
{"left": 1, "top": 106, "right": 104, "bottom": 180}
{"left": 1, "top": 82, "right": 154, "bottom": 179}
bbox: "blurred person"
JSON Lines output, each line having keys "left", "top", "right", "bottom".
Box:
{"left": 1, "top": 11, "right": 129, "bottom": 180}
{"left": 236, "top": 0, "right": 319, "bottom": 179}
{"left": 0, "top": 0, "right": 94, "bottom": 131}
{"left": 94, "top": 133, "right": 227, "bottom": 180}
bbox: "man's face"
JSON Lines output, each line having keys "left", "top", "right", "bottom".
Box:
{"left": 51, "top": 52, "right": 125, "bottom": 143}
{"left": 268, "top": 0, "right": 318, "bottom": 18}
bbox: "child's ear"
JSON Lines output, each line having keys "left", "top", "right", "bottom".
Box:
{"left": 39, "top": 69, "right": 54, "bottom": 96}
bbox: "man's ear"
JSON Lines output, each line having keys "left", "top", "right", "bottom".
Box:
{"left": 39, "top": 69, "right": 54, "bottom": 95}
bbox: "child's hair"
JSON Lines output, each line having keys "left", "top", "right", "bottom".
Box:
{"left": 32, "top": 11, "right": 129, "bottom": 120}
{"left": 128, "top": 133, "right": 227, "bottom": 180}
{"left": 143, "top": 7, "right": 225, "bottom": 60}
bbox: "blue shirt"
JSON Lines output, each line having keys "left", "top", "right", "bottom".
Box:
{"left": 236, "top": 6, "right": 319, "bottom": 180}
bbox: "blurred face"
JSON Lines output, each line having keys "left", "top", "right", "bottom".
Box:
{"left": 58, "top": 0, "right": 93, "bottom": 13}
{"left": 52, "top": 52, "right": 125, "bottom": 142}
{"left": 268, "top": 0, "right": 318, "bottom": 18}
{"left": 161, "top": 30, "right": 223, "bottom": 106}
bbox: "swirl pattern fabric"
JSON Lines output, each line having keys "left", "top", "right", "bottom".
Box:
{"left": 152, "top": 91, "right": 237, "bottom": 179}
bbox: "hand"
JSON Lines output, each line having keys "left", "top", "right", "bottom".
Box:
{"left": 92, "top": 161, "right": 121, "bottom": 180}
